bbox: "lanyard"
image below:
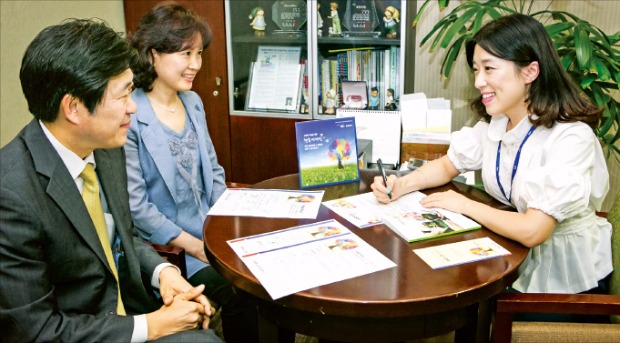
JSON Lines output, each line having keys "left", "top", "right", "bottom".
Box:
{"left": 495, "top": 126, "right": 535, "bottom": 203}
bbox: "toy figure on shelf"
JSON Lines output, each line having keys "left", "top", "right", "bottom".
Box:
{"left": 385, "top": 88, "right": 398, "bottom": 110}
{"left": 317, "top": 3, "right": 324, "bottom": 37}
{"left": 328, "top": 2, "right": 342, "bottom": 36}
{"left": 383, "top": 6, "right": 400, "bottom": 39}
{"left": 369, "top": 87, "right": 380, "bottom": 110}
{"left": 301, "top": 90, "right": 309, "bottom": 113}
{"left": 249, "top": 6, "right": 266, "bottom": 37}
{"left": 325, "top": 89, "right": 337, "bottom": 114}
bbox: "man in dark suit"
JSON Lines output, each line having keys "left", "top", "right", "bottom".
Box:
{"left": 0, "top": 19, "right": 222, "bottom": 342}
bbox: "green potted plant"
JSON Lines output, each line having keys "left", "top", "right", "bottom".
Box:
{"left": 413, "top": 0, "right": 620, "bottom": 158}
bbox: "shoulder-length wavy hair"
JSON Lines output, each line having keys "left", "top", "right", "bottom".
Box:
{"left": 130, "top": 2, "right": 212, "bottom": 91}
{"left": 465, "top": 13, "right": 601, "bottom": 129}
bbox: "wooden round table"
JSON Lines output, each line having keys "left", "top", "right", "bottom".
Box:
{"left": 204, "top": 170, "right": 529, "bottom": 342}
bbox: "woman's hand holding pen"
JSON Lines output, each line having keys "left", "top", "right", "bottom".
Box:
{"left": 371, "top": 174, "right": 400, "bottom": 203}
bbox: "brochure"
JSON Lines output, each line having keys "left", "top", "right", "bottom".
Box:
{"left": 322, "top": 191, "right": 480, "bottom": 240}
{"left": 246, "top": 45, "right": 304, "bottom": 113}
{"left": 381, "top": 191, "right": 481, "bottom": 242}
{"left": 413, "top": 237, "right": 511, "bottom": 269}
{"left": 295, "top": 117, "right": 360, "bottom": 188}
{"left": 227, "top": 219, "right": 397, "bottom": 299}
{"left": 208, "top": 188, "right": 324, "bottom": 219}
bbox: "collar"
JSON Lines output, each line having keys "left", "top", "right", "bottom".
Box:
{"left": 39, "top": 120, "right": 94, "bottom": 181}
{"left": 487, "top": 114, "right": 534, "bottom": 144}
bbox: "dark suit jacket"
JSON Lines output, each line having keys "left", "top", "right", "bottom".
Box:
{"left": 0, "top": 120, "right": 165, "bottom": 342}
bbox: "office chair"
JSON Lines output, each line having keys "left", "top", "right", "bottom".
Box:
{"left": 491, "top": 192, "right": 620, "bottom": 342}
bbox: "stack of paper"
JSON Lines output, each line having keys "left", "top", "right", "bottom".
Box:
{"left": 400, "top": 92, "right": 451, "bottom": 144}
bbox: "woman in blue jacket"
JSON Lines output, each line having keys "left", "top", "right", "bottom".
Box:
{"left": 125, "top": 3, "right": 257, "bottom": 342}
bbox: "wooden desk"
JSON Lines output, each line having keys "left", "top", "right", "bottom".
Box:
{"left": 203, "top": 170, "right": 529, "bottom": 342}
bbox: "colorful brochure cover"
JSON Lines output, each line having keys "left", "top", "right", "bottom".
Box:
{"left": 413, "top": 237, "right": 511, "bottom": 269}
{"left": 295, "top": 117, "right": 360, "bottom": 188}
{"left": 380, "top": 191, "right": 481, "bottom": 242}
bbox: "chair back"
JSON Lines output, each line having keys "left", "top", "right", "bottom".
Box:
{"left": 492, "top": 191, "right": 620, "bottom": 342}
{"left": 607, "top": 191, "right": 620, "bottom": 322}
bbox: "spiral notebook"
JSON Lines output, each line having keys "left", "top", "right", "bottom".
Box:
{"left": 336, "top": 109, "right": 401, "bottom": 166}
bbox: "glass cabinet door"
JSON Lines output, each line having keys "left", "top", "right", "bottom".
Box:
{"left": 313, "top": 0, "right": 404, "bottom": 118}
{"left": 226, "top": 0, "right": 310, "bottom": 118}
{"left": 225, "top": 0, "right": 405, "bottom": 119}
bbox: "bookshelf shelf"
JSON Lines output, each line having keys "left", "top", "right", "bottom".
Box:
{"left": 225, "top": 0, "right": 407, "bottom": 120}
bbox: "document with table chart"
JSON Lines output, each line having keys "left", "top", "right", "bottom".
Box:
{"left": 208, "top": 188, "right": 324, "bottom": 219}
{"left": 227, "top": 219, "right": 397, "bottom": 300}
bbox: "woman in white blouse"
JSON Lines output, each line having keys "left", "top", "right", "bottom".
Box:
{"left": 372, "top": 13, "right": 612, "bottom": 295}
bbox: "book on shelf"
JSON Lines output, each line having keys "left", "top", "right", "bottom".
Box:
{"left": 318, "top": 46, "right": 400, "bottom": 112}
{"left": 295, "top": 117, "right": 360, "bottom": 188}
{"left": 381, "top": 191, "right": 481, "bottom": 242}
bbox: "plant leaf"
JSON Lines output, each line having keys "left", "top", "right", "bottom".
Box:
{"left": 440, "top": 7, "right": 479, "bottom": 48}
{"left": 441, "top": 35, "right": 468, "bottom": 77}
{"left": 438, "top": 0, "right": 451, "bottom": 11}
{"left": 574, "top": 24, "right": 592, "bottom": 70}
{"left": 413, "top": 0, "right": 434, "bottom": 28}
{"left": 545, "top": 22, "right": 573, "bottom": 36}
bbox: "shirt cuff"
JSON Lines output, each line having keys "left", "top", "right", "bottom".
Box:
{"left": 151, "top": 263, "right": 181, "bottom": 288}
{"left": 131, "top": 315, "right": 148, "bottom": 342}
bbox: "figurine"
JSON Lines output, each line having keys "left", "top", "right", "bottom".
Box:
{"left": 383, "top": 6, "right": 400, "bottom": 39}
{"left": 328, "top": 2, "right": 342, "bottom": 36}
{"left": 317, "top": 3, "right": 324, "bottom": 37}
{"left": 369, "top": 86, "right": 380, "bottom": 110}
{"left": 301, "top": 90, "right": 309, "bottom": 113}
{"left": 325, "top": 89, "right": 337, "bottom": 114}
{"left": 249, "top": 6, "right": 266, "bottom": 37}
{"left": 385, "top": 88, "right": 397, "bottom": 110}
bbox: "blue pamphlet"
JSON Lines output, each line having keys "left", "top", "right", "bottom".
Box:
{"left": 295, "top": 118, "right": 360, "bottom": 188}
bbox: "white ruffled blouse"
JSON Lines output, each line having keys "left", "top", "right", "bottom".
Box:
{"left": 447, "top": 114, "right": 612, "bottom": 293}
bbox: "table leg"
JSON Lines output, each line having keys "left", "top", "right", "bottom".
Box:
{"left": 257, "top": 308, "right": 296, "bottom": 343}
{"left": 454, "top": 303, "right": 478, "bottom": 343}
{"left": 476, "top": 298, "right": 493, "bottom": 343}
{"left": 257, "top": 311, "right": 279, "bottom": 343}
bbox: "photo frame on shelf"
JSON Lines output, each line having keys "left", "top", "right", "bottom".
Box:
{"left": 341, "top": 81, "right": 368, "bottom": 109}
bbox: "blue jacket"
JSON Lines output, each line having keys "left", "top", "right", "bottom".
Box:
{"left": 125, "top": 88, "right": 226, "bottom": 248}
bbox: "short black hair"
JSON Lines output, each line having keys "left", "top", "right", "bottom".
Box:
{"left": 20, "top": 18, "right": 136, "bottom": 122}
{"left": 130, "top": 2, "right": 212, "bottom": 91}
{"left": 466, "top": 14, "right": 600, "bottom": 128}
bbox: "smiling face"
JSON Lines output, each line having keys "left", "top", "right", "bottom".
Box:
{"left": 151, "top": 32, "right": 203, "bottom": 93}
{"left": 74, "top": 68, "right": 136, "bottom": 156}
{"left": 472, "top": 45, "right": 538, "bottom": 121}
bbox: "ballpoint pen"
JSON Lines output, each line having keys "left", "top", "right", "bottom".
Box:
{"left": 377, "top": 158, "right": 392, "bottom": 199}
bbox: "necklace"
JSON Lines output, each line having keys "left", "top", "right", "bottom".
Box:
{"left": 149, "top": 95, "right": 178, "bottom": 113}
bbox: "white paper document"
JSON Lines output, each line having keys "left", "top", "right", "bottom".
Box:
{"left": 208, "top": 189, "right": 324, "bottom": 219}
{"left": 413, "top": 237, "right": 511, "bottom": 269}
{"left": 336, "top": 109, "right": 402, "bottom": 166}
{"left": 246, "top": 62, "right": 303, "bottom": 112}
{"left": 228, "top": 219, "right": 397, "bottom": 299}
{"left": 322, "top": 192, "right": 384, "bottom": 228}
